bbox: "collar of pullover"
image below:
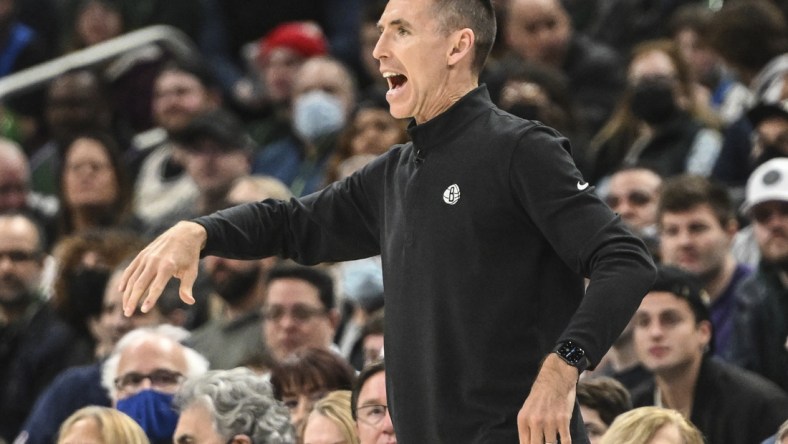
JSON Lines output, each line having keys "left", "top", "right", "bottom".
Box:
{"left": 406, "top": 85, "right": 492, "bottom": 154}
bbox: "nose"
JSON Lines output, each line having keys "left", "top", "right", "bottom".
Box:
{"left": 372, "top": 32, "right": 386, "bottom": 61}
{"left": 381, "top": 410, "right": 395, "bottom": 433}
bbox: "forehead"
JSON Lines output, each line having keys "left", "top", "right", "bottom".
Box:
{"left": 358, "top": 371, "right": 387, "bottom": 403}
{"left": 638, "top": 291, "right": 692, "bottom": 315}
{"left": 0, "top": 216, "right": 40, "bottom": 248}
{"left": 49, "top": 72, "right": 99, "bottom": 97}
{"left": 509, "top": 0, "right": 563, "bottom": 20}
{"left": 66, "top": 138, "right": 110, "bottom": 160}
{"left": 378, "top": 0, "right": 436, "bottom": 28}
{"left": 629, "top": 50, "right": 676, "bottom": 79}
{"left": 155, "top": 70, "right": 204, "bottom": 90}
{"left": 267, "top": 278, "right": 322, "bottom": 306}
{"left": 661, "top": 204, "right": 719, "bottom": 225}
{"left": 293, "top": 60, "right": 352, "bottom": 95}
{"left": 609, "top": 170, "right": 661, "bottom": 192}
{"left": 117, "top": 338, "right": 188, "bottom": 374}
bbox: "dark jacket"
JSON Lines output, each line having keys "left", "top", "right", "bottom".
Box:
{"left": 195, "top": 86, "right": 656, "bottom": 443}
{"left": 633, "top": 356, "right": 788, "bottom": 444}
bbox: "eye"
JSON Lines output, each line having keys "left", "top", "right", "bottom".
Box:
{"left": 397, "top": 26, "right": 408, "bottom": 36}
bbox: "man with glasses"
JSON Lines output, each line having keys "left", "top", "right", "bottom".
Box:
{"left": 728, "top": 158, "right": 788, "bottom": 392}
{"left": 100, "top": 324, "right": 208, "bottom": 444}
{"left": 604, "top": 167, "right": 663, "bottom": 260}
{"left": 0, "top": 213, "right": 80, "bottom": 442}
{"left": 261, "top": 264, "right": 340, "bottom": 363}
{"left": 657, "top": 174, "right": 753, "bottom": 359}
{"left": 351, "top": 360, "right": 397, "bottom": 444}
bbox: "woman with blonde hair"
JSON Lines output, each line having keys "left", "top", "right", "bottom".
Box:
{"left": 57, "top": 405, "right": 149, "bottom": 444}
{"left": 599, "top": 406, "right": 704, "bottom": 444}
{"left": 302, "top": 390, "right": 360, "bottom": 444}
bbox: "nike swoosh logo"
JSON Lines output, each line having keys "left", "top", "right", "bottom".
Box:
{"left": 577, "top": 181, "right": 589, "bottom": 190}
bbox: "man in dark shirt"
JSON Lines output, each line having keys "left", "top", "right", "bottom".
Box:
{"left": 119, "top": 0, "right": 656, "bottom": 442}
{"left": 631, "top": 265, "right": 788, "bottom": 444}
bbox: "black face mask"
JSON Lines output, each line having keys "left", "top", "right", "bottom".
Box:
{"left": 67, "top": 267, "right": 111, "bottom": 320}
{"left": 630, "top": 76, "right": 679, "bottom": 125}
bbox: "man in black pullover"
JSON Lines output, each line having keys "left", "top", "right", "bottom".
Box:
{"left": 120, "top": 0, "right": 656, "bottom": 442}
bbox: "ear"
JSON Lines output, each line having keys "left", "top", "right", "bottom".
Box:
{"left": 697, "top": 319, "right": 713, "bottom": 349}
{"left": 723, "top": 218, "right": 739, "bottom": 239}
{"left": 327, "top": 308, "right": 341, "bottom": 330}
{"left": 447, "top": 28, "right": 475, "bottom": 67}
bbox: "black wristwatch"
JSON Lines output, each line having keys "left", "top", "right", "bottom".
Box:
{"left": 553, "top": 340, "right": 589, "bottom": 373}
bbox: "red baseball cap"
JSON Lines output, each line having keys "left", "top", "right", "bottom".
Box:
{"left": 258, "top": 21, "right": 328, "bottom": 61}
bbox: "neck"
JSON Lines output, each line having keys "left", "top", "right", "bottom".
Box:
{"left": 654, "top": 355, "right": 703, "bottom": 418}
{"left": 415, "top": 78, "right": 478, "bottom": 124}
{"left": 704, "top": 256, "right": 736, "bottom": 302}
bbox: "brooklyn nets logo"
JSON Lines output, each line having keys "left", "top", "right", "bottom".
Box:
{"left": 443, "top": 184, "right": 461, "bottom": 205}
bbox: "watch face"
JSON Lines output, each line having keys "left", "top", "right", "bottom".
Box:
{"left": 558, "top": 341, "right": 585, "bottom": 364}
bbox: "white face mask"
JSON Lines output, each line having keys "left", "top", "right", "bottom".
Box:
{"left": 292, "top": 90, "right": 346, "bottom": 142}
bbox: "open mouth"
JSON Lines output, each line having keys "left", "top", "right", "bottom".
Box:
{"left": 384, "top": 73, "right": 408, "bottom": 91}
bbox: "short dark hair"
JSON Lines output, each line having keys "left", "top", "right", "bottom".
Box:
{"left": 576, "top": 377, "right": 632, "bottom": 426}
{"left": 658, "top": 174, "right": 734, "bottom": 229}
{"left": 651, "top": 265, "right": 710, "bottom": 324}
{"left": 266, "top": 264, "right": 335, "bottom": 310}
{"left": 706, "top": 0, "right": 788, "bottom": 74}
{"left": 169, "top": 108, "right": 253, "bottom": 152}
{"left": 157, "top": 57, "right": 220, "bottom": 91}
{"left": 269, "top": 347, "right": 356, "bottom": 400}
{"left": 432, "top": 0, "right": 497, "bottom": 75}
{"left": 351, "top": 359, "right": 385, "bottom": 421}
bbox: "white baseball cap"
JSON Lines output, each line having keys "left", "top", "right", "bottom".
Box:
{"left": 742, "top": 158, "right": 788, "bottom": 215}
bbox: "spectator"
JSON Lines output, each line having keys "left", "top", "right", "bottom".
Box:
{"left": 131, "top": 58, "right": 221, "bottom": 226}
{"left": 0, "top": 0, "right": 48, "bottom": 78}
{"left": 350, "top": 360, "right": 396, "bottom": 444}
{"left": 149, "top": 108, "right": 252, "bottom": 235}
{"left": 727, "top": 158, "right": 788, "bottom": 392}
{"left": 100, "top": 325, "right": 209, "bottom": 444}
{"left": 631, "top": 265, "right": 788, "bottom": 444}
{"left": 577, "top": 376, "right": 632, "bottom": 444}
{"left": 324, "top": 93, "right": 408, "bottom": 185}
{"left": 588, "top": 39, "right": 721, "bottom": 186}
{"left": 668, "top": 4, "right": 750, "bottom": 126}
{"left": 187, "top": 175, "right": 291, "bottom": 370}
{"left": 244, "top": 21, "right": 328, "bottom": 147}
{"left": 269, "top": 347, "right": 356, "bottom": 438}
{"left": 602, "top": 167, "right": 663, "bottom": 260}
{"left": 707, "top": 0, "right": 788, "bottom": 188}
{"left": 302, "top": 390, "right": 359, "bottom": 444}
{"left": 0, "top": 213, "right": 81, "bottom": 442}
{"left": 657, "top": 174, "right": 753, "bottom": 358}
{"left": 17, "top": 260, "right": 189, "bottom": 444}
{"left": 253, "top": 56, "right": 358, "bottom": 196}
{"left": 262, "top": 264, "right": 341, "bottom": 362}
{"left": 62, "top": 0, "right": 124, "bottom": 53}
{"left": 173, "top": 367, "right": 295, "bottom": 444}
{"left": 31, "top": 69, "right": 113, "bottom": 196}
{"left": 598, "top": 406, "right": 703, "bottom": 444}
{"left": 56, "top": 131, "right": 140, "bottom": 241}
{"left": 504, "top": 0, "right": 624, "bottom": 133}
{"left": 0, "top": 138, "right": 58, "bottom": 249}
{"left": 56, "top": 406, "right": 149, "bottom": 444}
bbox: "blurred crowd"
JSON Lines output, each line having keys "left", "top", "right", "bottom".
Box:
{"left": 0, "top": 0, "right": 788, "bottom": 443}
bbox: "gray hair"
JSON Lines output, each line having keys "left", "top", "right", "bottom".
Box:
{"left": 173, "top": 368, "right": 295, "bottom": 443}
{"left": 101, "top": 324, "right": 209, "bottom": 401}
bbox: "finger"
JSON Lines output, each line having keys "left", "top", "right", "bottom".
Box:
{"left": 558, "top": 415, "right": 572, "bottom": 444}
{"left": 176, "top": 265, "right": 198, "bottom": 305}
{"left": 529, "top": 423, "right": 541, "bottom": 444}
{"left": 140, "top": 268, "right": 173, "bottom": 313}
{"left": 122, "top": 258, "right": 151, "bottom": 317}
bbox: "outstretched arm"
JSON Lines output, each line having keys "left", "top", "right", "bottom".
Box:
{"left": 120, "top": 221, "right": 207, "bottom": 316}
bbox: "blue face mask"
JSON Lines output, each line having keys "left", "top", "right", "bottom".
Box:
{"left": 116, "top": 389, "right": 179, "bottom": 444}
{"left": 292, "top": 90, "right": 346, "bottom": 142}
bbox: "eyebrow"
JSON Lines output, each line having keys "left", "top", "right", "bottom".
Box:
{"left": 377, "top": 18, "right": 412, "bottom": 31}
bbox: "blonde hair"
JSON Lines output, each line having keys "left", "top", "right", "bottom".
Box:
{"left": 304, "top": 390, "right": 360, "bottom": 444}
{"left": 57, "top": 406, "right": 150, "bottom": 444}
{"left": 599, "top": 406, "right": 704, "bottom": 444}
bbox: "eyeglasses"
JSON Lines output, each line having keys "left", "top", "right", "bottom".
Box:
{"left": 0, "top": 250, "right": 41, "bottom": 263}
{"left": 261, "top": 304, "right": 326, "bottom": 322}
{"left": 114, "top": 369, "right": 184, "bottom": 392}
{"left": 751, "top": 201, "right": 788, "bottom": 224}
{"left": 356, "top": 404, "right": 389, "bottom": 426}
{"left": 605, "top": 190, "right": 653, "bottom": 209}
